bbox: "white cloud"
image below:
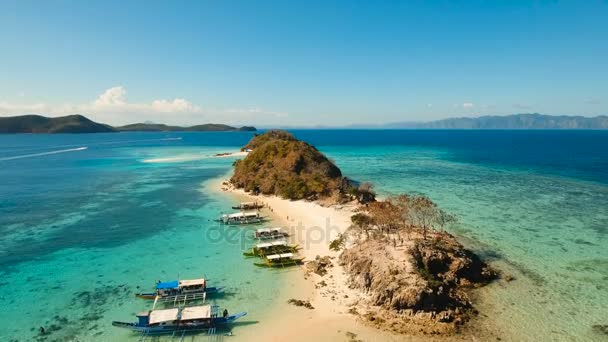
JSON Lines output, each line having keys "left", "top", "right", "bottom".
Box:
{"left": 151, "top": 98, "right": 197, "bottom": 113}
{"left": 462, "top": 102, "right": 474, "bottom": 108}
{"left": 94, "top": 86, "right": 127, "bottom": 106}
{"left": 90, "top": 86, "right": 199, "bottom": 114}
{"left": 0, "top": 86, "right": 286, "bottom": 125}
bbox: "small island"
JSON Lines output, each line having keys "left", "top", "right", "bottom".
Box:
{"left": 220, "top": 130, "right": 498, "bottom": 339}
{"left": 0, "top": 114, "right": 256, "bottom": 134}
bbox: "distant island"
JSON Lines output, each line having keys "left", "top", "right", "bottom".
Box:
{"left": 0, "top": 114, "right": 257, "bottom": 134}
{"left": 386, "top": 113, "right": 608, "bottom": 130}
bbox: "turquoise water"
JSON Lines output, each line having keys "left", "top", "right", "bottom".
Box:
{"left": 0, "top": 133, "right": 289, "bottom": 341}
{"left": 1, "top": 130, "right": 607, "bottom": 341}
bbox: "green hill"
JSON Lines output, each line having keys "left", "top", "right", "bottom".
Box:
{"left": 0, "top": 114, "right": 257, "bottom": 133}
{"left": 0, "top": 114, "right": 115, "bottom": 133}
{"left": 115, "top": 123, "right": 256, "bottom": 132}
{"left": 230, "top": 130, "right": 347, "bottom": 200}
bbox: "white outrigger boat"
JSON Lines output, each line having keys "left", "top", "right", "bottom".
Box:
{"left": 254, "top": 252, "right": 304, "bottom": 268}
{"left": 135, "top": 278, "right": 223, "bottom": 302}
{"left": 112, "top": 304, "right": 246, "bottom": 335}
{"left": 255, "top": 227, "right": 289, "bottom": 240}
{"left": 218, "top": 211, "right": 264, "bottom": 225}
{"left": 243, "top": 240, "right": 299, "bottom": 257}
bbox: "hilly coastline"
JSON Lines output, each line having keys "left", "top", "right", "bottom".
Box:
{"left": 224, "top": 130, "right": 498, "bottom": 338}
{"left": 387, "top": 113, "right": 608, "bottom": 129}
{"left": 0, "top": 114, "right": 115, "bottom": 134}
{"left": 0, "top": 114, "right": 256, "bottom": 134}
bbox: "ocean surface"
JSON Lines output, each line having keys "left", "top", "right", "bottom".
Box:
{"left": 1, "top": 130, "right": 607, "bottom": 341}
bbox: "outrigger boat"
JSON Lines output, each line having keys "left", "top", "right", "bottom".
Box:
{"left": 243, "top": 240, "right": 299, "bottom": 258}
{"left": 136, "top": 278, "right": 223, "bottom": 302}
{"left": 255, "top": 227, "right": 289, "bottom": 240}
{"left": 218, "top": 211, "right": 264, "bottom": 225}
{"left": 254, "top": 252, "right": 305, "bottom": 268}
{"left": 232, "top": 201, "right": 264, "bottom": 210}
{"left": 112, "top": 304, "right": 246, "bottom": 335}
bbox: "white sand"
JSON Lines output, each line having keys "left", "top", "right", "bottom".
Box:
{"left": 213, "top": 151, "right": 249, "bottom": 158}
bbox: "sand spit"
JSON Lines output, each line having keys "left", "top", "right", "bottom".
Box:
{"left": 207, "top": 177, "right": 499, "bottom": 341}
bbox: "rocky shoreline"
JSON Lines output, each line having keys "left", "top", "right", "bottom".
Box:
{"left": 339, "top": 229, "right": 497, "bottom": 335}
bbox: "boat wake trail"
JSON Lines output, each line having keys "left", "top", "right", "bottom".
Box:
{"left": 0, "top": 147, "right": 88, "bottom": 161}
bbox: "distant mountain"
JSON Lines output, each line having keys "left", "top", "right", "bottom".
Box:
{"left": 0, "top": 115, "right": 257, "bottom": 134}
{"left": 388, "top": 114, "right": 608, "bottom": 129}
{"left": 115, "top": 123, "right": 256, "bottom": 132}
{"left": 0, "top": 114, "right": 115, "bottom": 133}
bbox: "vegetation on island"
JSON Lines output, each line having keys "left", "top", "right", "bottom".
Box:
{"left": 0, "top": 114, "right": 256, "bottom": 134}
{"left": 115, "top": 123, "right": 256, "bottom": 132}
{"left": 231, "top": 130, "right": 348, "bottom": 200}
{"left": 231, "top": 130, "right": 379, "bottom": 202}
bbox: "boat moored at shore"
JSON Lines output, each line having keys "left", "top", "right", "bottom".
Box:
{"left": 254, "top": 252, "right": 305, "bottom": 268}
{"left": 112, "top": 304, "right": 246, "bottom": 335}
{"left": 135, "top": 278, "right": 223, "bottom": 301}
{"left": 243, "top": 240, "right": 299, "bottom": 257}
{"left": 218, "top": 211, "right": 264, "bottom": 225}
{"left": 231, "top": 201, "right": 263, "bottom": 210}
{"left": 255, "top": 227, "right": 289, "bottom": 240}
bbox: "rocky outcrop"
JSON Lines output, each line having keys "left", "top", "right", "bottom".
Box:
{"left": 306, "top": 255, "right": 333, "bottom": 277}
{"left": 287, "top": 299, "right": 315, "bottom": 309}
{"left": 339, "top": 231, "right": 496, "bottom": 335}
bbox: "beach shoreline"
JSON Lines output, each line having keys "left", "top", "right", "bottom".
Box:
{"left": 205, "top": 174, "right": 501, "bottom": 341}
{"left": 205, "top": 175, "right": 410, "bottom": 341}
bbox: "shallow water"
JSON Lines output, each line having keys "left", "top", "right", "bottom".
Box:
{"left": 0, "top": 132, "right": 287, "bottom": 341}
{"left": 1, "top": 130, "right": 607, "bottom": 341}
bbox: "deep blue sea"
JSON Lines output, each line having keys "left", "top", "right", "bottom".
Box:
{"left": 1, "top": 130, "right": 607, "bottom": 341}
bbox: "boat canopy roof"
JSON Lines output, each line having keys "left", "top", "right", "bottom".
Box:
{"left": 227, "top": 211, "right": 259, "bottom": 219}
{"left": 240, "top": 201, "right": 255, "bottom": 206}
{"left": 156, "top": 280, "right": 179, "bottom": 290}
{"left": 179, "top": 278, "right": 206, "bottom": 287}
{"left": 149, "top": 308, "right": 179, "bottom": 324}
{"left": 256, "top": 227, "right": 282, "bottom": 233}
{"left": 267, "top": 253, "right": 294, "bottom": 260}
{"left": 181, "top": 305, "right": 211, "bottom": 321}
{"left": 256, "top": 240, "right": 287, "bottom": 249}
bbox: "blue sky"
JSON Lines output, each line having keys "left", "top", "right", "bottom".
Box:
{"left": 0, "top": 0, "right": 606, "bottom": 126}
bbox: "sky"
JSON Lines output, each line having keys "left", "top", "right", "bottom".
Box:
{"left": 0, "top": 0, "right": 606, "bottom": 126}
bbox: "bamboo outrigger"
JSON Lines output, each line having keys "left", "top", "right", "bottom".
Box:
{"left": 243, "top": 240, "right": 299, "bottom": 258}
{"left": 254, "top": 252, "right": 305, "bottom": 268}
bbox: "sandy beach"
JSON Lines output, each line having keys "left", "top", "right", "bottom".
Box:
{"left": 207, "top": 176, "right": 486, "bottom": 342}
